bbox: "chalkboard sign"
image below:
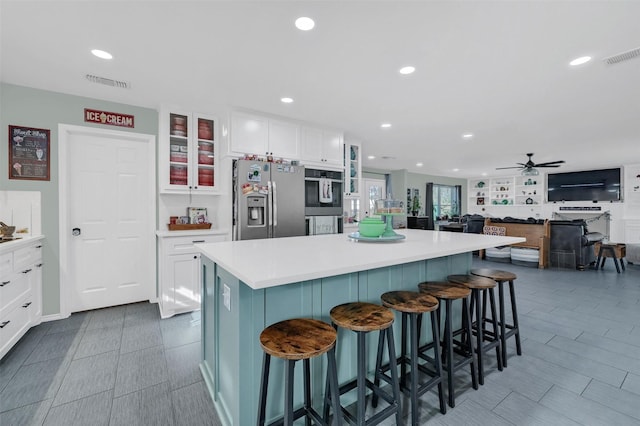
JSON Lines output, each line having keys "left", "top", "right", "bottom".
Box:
{"left": 8, "top": 125, "right": 50, "bottom": 181}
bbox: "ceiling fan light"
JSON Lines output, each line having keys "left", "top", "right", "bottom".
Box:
{"left": 521, "top": 168, "right": 539, "bottom": 176}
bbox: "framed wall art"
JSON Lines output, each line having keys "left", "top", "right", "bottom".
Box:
{"left": 8, "top": 125, "right": 50, "bottom": 181}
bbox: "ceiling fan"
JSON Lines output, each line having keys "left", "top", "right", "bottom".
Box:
{"left": 496, "top": 153, "right": 565, "bottom": 176}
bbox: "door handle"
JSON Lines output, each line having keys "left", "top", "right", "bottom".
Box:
{"left": 273, "top": 181, "right": 278, "bottom": 227}
{"left": 72, "top": 228, "right": 81, "bottom": 236}
{"left": 0, "top": 321, "right": 9, "bottom": 328}
{"left": 0, "top": 281, "right": 9, "bottom": 287}
{"left": 22, "top": 269, "right": 32, "bottom": 274}
{"left": 267, "top": 181, "right": 273, "bottom": 228}
{"left": 22, "top": 302, "right": 32, "bottom": 308}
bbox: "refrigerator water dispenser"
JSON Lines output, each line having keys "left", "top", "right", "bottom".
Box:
{"left": 246, "top": 196, "right": 265, "bottom": 227}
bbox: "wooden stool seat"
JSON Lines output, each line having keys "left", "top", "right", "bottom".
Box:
{"left": 260, "top": 318, "right": 337, "bottom": 361}
{"left": 380, "top": 290, "right": 439, "bottom": 313}
{"left": 330, "top": 302, "right": 394, "bottom": 332}
{"left": 418, "top": 281, "right": 470, "bottom": 299}
{"left": 447, "top": 274, "right": 496, "bottom": 289}
{"left": 257, "top": 318, "right": 342, "bottom": 426}
{"left": 470, "top": 268, "right": 517, "bottom": 282}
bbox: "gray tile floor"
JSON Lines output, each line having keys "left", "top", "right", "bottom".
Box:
{"left": 1, "top": 257, "right": 640, "bottom": 425}
{"left": 0, "top": 303, "right": 220, "bottom": 426}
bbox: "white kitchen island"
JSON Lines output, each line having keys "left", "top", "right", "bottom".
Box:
{"left": 196, "top": 230, "right": 524, "bottom": 426}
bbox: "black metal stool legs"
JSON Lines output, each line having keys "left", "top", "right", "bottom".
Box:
{"left": 508, "top": 280, "right": 522, "bottom": 357}
{"left": 257, "top": 353, "right": 271, "bottom": 426}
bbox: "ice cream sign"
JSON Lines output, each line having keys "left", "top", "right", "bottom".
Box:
{"left": 84, "top": 108, "right": 135, "bottom": 128}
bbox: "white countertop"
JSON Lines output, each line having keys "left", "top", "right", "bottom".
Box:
{"left": 0, "top": 235, "right": 45, "bottom": 254}
{"left": 196, "top": 230, "right": 525, "bottom": 290}
{"left": 156, "top": 229, "right": 229, "bottom": 238}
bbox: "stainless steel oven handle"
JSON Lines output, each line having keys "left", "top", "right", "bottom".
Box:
{"left": 304, "top": 177, "right": 343, "bottom": 183}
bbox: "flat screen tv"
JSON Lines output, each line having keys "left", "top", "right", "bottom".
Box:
{"left": 547, "top": 168, "right": 621, "bottom": 202}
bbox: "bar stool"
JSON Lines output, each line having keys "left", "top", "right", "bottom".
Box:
{"left": 417, "top": 282, "right": 478, "bottom": 408}
{"left": 377, "top": 291, "right": 446, "bottom": 425}
{"left": 328, "top": 302, "right": 402, "bottom": 426}
{"left": 447, "top": 274, "right": 502, "bottom": 385}
{"left": 471, "top": 268, "right": 522, "bottom": 367}
{"left": 257, "top": 318, "right": 343, "bottom": 426}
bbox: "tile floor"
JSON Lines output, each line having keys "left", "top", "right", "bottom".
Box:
{"left": 1, "top": 257, "right": 640, "bottom": 425}
{"left": 0, "top": 303, "right": 220, "bottom": 426}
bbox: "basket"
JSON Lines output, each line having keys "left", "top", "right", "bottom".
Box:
{"left": 167, "top": 223, "right": 212, "bottom": 231}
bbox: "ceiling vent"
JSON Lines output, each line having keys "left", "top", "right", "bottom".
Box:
{"left": 381, "top": 156, "right": 396, "bottom": 160}
{"left": 603, "top": 47, "right": 640, "bottom": 65}
{"left": 85, "top": 74, "right": 130, "bottom": 89}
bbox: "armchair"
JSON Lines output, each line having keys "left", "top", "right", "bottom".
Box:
{"left": 549, "top": 220, "right": 604, "bottom": 270}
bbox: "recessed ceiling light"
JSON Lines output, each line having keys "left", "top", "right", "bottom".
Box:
{"left": 416, "top": 162, "right": 423, "bottom": 167}
{"left": 381, "top": 123, "right": 391, "bottom": 128}
{"left": 481, "top": 172, "right": 488, "bottom": 176}
{"left": 570, "top": 56, "right": 592, "bottom": 66}
{"left": 462, "top": 133, "right": 474, "bottom": 139}
{"left": 280, "top": 97, "right": 294, "bottom": 103}
{"left": 367, "top": 155, "right": 376, "bottom": 160}
{"left": 399, "top": 66, "right": 415, "bottom": 75}
{"left": 91, "top": 49, "right": 113, "bottom": 60}
{"left": 453, "top": 168, "right": 460, "bottom": 172}
{"left": 295, "top": 17, "right": 315, "bottom": 31}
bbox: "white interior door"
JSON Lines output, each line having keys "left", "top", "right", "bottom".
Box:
{"left": 362, "top": 178, "right": 386, "bottom": 217}
{"left": 59, "top": 125, "right": 155, "bottom": 314}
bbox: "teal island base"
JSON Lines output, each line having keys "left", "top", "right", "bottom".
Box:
{"left": 200, "top": 252, "right": 471, "bottom": 426}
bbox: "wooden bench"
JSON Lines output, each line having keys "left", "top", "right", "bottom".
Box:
{"left": 480, "top": 218, "right": 550, "bottom": 269}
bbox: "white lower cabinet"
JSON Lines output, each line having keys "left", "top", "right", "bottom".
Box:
{"left": 157, "top": 233, "right": 226, "bottom": 318}
{"left": 0, "top": 237, "right": 44, "bottom": 360}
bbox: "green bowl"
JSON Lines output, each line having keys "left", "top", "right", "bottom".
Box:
{"left": 358, "top": 221, "right": 386, "bottom": 237}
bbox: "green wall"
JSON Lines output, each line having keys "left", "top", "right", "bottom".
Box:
{"left": 0, "top": 83, "right": 158, "bottom": 316}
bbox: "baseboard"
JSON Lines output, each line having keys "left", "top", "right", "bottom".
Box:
{"left": 41, "top": 313, "right": 69, "bottom": 323}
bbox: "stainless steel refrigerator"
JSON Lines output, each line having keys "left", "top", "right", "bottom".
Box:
{"left": 233, "top": 159, "right": 306, "bottom": 240}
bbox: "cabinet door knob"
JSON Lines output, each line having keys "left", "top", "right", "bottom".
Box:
{"left": 0, "top": 321, "right": 9, "bottom": 328}
{"left": 192, "top": 240, "right": 205, "bottom": 243}
{"left": 0, "top": 281, "right": 9, "bottom": 287}
{"left": 36, "top": 263, "right": 43, "bottom": 268}
{"left": 22, "top": 302, "right": 32, "bottom": 308}
{"left": 193, "top": 255, "right": 198, "bottom": 259}
{"left": 36, "top": 245, "right": 43, "bottom": 248}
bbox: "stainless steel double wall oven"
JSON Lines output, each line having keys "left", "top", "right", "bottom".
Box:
{"left": 304, "top": 168, "right": 343, "bottom": 235}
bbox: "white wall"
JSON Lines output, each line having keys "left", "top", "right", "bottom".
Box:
{"left": 0, "top": 191, "right": 42, "bottom": 236}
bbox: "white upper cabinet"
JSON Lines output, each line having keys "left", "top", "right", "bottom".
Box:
{"left": 230, "top": 111, "right": 343, "bottom": 167}
{"left": 230, "top": 112, "right": 300, "bottom": 160}
{"left": 268, "top": 119, "right": 299, "bottom": 159}
{"left": 300, "top": 127, "right": 343, "bottom": 169}
{"left": 230, "top": 112, "right": 269, "bottom": 156}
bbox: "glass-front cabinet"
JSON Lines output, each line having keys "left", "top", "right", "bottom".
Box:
{"left": 344, "top": 141, "right": 361, "bottom": 197}
{"left": 160, "top": 109, "right": 217, "bottom": 193}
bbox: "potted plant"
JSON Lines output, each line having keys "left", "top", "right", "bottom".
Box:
{"left": 411, "top": 195, "right": 421, "bottom": 216}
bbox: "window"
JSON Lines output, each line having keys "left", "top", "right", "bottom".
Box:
{"left": 433, "top": 184, "right": 460, "bottom": 220}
